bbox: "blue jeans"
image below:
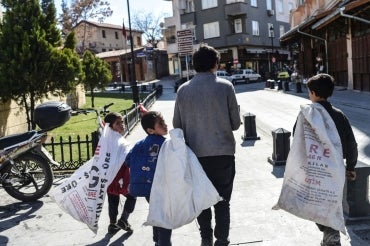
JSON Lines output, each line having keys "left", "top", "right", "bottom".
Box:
{"left": 145, "top": 197, "right": 172, "bottom": 246}
{"left": 197, "top": 155, "right": 235, "bottom": 246}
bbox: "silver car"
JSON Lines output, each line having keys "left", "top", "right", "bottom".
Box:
{"left": 216, "top": 70, "right": 233, "bottom": 82}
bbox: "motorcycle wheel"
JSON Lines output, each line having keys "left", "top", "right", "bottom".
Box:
{"left": 1, "top": 154, "right": 53, "bottom": 202}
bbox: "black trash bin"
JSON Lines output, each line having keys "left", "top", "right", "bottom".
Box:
{"left": 277, "top": 80, "right": 283, "bottom": 90}
{"left": 269, "top": 79, "right": 275, "bottom": 89}
{"left": 283, "top": 80, "right": 290, "bottom": 91}
{"left": 242, "top": 113, "right": 260, "bottom": 140}
{"left": 343, "top": 161, "right": 370, "bottom": 219}
{"left": 296, "top": 81, "right": 302, "bottom": 93}
{"left": 268, "top": 128, "right": 291, "bottom": 166}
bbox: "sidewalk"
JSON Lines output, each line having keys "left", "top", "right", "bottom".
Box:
{"left": 1, "top": 77, "right": 370, "bottom": 246}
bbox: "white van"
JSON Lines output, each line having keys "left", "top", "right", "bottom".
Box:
{"left": 231, "top": 69, "right": 262, "bottom": 84}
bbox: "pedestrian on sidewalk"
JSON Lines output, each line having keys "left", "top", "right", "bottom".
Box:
{"left": 173, "top": 44, "right": 241, "bottom": 246}
{"left": 294, "top": 74, "right": 358, "bottom": 246}
{"left": 125, "top": 111, "right": 172, "bottom": 246}
{"left": 103, "top": 112, "right": 137, "bottom": 234}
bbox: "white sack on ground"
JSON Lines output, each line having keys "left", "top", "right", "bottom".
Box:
{"left": 51, "top": 125, "right": 130, "bottom": 233}
{"left": 145, "top": 128, "right": 222, "bottom": 229}
{"left": 274, "top": 103, "right": 346, "bottom": 234}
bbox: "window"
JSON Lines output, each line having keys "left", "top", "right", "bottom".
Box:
{"left": 203, "top": 22, "right": 220, "bottom": 39}
{"left": 186, "top": 0, "right": 195, "bottom": 12}
{"left": 234, "top": 19, "right": 242, "bottom": 33}
{"left": 102, "top": 30, "right": 106, "bottom": 38}
{"left": 277, "top": 0, "right": 283, "bottom": 14}
{"left": 288, "top": 2, "right": 294, "bottom": 12}
{"left": 279, "top": 25, "right": 285, "bottom": 38}
{"left": 252, "top": 21, "right": 259, "bottom": 36}
{"left": 202, "top": 0, "right": 217, "bottom": 9}
{"left": 251, "top": 0, "right": 257, "bottom": 7}
{"left": 137, "top": 36, "right": 142, "bottom": 46}
{"left": 266, "top": 0, "right": 272, "bottom": 10}
{"left": 227, "top": 0, "right": 244, "bottom": 3}
{"left": 115, "top": 31, "right": 118, "bottom": 39}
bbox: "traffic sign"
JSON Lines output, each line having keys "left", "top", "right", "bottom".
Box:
{"left": 177, "top": 29, "right": 193, "bottom": 56}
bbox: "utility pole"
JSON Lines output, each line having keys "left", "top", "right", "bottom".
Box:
{"left": 269, "top": 25, "right": 275, "bottom": 80}
{"left": 127, "top": 0, "right": 139, "bottom": 104}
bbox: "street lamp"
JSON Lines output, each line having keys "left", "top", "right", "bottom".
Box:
{"left": 126, "top": 0, "right": 139, "bottom": 104}
{"left": 269, "top": 25, "right": 275, "bottom": 79}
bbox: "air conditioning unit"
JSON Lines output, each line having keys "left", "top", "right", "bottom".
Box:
{"left": 267, "top": 9, "right": 275, "bottom": 16}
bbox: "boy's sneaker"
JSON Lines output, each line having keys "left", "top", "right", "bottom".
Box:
{"left": 108, "top": 223, "right": 119, "bottom": 234}
{"left": 116, "top": 218, "right": 133, "bottom": 232}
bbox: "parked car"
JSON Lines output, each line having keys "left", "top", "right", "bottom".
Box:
{"left": 216, "top": 70, "right": 233, "bottom": 82}
{"left": 231, "top": 69, "right": 262, "bottom": 84}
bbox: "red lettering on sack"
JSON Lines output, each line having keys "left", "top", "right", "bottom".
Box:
{"left": 309, "top": 144, "right": 318, "bottom": 154}
{"left": 323, "top": 148, "right": 330, "bottom": 158}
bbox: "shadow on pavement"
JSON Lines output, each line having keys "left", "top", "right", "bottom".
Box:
{"left": 87, "top": 231, "right": 133, "bottom": 246}
{"left": 0, "top": 201, "right": 43, "bottom": 233}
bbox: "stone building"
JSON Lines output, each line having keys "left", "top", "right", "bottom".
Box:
{"left": 72, "top": 20, "right": 143, "bottom": 53}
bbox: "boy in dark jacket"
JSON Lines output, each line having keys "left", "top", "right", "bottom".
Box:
{"left": 295, "top": 74, "right": 358, "bottom": 246}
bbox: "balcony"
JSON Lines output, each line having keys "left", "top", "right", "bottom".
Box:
{"left": 226, "top": 33, "right": 250, "bottom": 46}
{"left": 225, "top": 2, "right": 248, "bottom": 16}
{"left": 180, "top": 11, "right": 196, "bottom": 25}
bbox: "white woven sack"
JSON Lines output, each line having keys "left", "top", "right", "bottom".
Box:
{"left": 274, "top": 103, "right": 346, "bottom": 234}
{"left": 145, "top": 128, "right": 222, "bottom": 229}
{"left": 52, "top": 125, "right": 130, "bottom": 233}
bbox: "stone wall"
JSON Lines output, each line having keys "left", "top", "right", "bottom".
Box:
{"left": 0, "top": 85, "right": 86, "bottom": 136}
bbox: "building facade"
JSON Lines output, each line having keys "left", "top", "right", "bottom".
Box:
{"left": 73, "top": 20, "right": 169, "bottom": 83}
{"left": 280, "top": 0, "right": 370, "bottom": 91}
{"left": 163, "top": 0, "right": 295, "bottom": 80}
{"left": 72, "top": 20, "right": 143, "bottom": 53}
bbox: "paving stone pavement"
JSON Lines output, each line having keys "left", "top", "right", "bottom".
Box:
{"left": 1, "top": 77, "right": 370, "bottom": 246}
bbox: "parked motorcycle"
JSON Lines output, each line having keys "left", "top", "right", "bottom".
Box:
{"left": 0, "top": 101, "right": 71, "bottom": 202}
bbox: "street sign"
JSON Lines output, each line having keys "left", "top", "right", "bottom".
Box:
{"left": 177, "top": 29, "right": 193, "bottom": 56}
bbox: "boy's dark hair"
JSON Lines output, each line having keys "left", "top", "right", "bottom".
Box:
{"left": 141, "top": 111, "right": 162, "bottom": 134}
{"left": 104, "top": 112, "right": 122, "bottom": 128}
{"left": 192, "top": 44, "right": 220, "bottom": 72}
{"left": 307, "top": 73, "right": 335, "bottom": 99}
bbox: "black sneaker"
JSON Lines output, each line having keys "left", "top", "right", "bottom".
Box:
{"left": 116, "top": 218, "right": 133, "bottom": 232}
{"left": 108, "top": 223, "right": 119, "bottom": 234}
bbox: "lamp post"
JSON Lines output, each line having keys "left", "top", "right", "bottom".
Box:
{"left": 127, "top": 0, "right": 139, "bottom": 104}
{"left": 269, "top": 25, "right": 275, "bottom": 79}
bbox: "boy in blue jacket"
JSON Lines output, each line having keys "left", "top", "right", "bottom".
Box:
{"left": 125, "top": 111, "right": 171, "bottom": 246}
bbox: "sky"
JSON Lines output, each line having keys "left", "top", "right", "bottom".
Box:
{"left": 54, "top": 0, "right": 173, "bottom": 26}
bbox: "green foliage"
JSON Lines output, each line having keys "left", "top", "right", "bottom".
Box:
{"left": 81, "top": 50, "right": 112, "bottom": 107}
{"left": 0, "top": 0, "right": 82, "bottom": 129}
{"left": 48, "top": 95, "right": 134, "bottom": 139}
{"left": 64, "top": 31, "right": 77, "bottom": 50}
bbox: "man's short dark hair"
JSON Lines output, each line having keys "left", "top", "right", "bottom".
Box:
{"left": 307, "top": 73, "right": 335, "bottom": 99}
{"left": 141, "top": 111, "right": 162, "bottom": 134}
{"left": 192, "top": 44, "right": 220, "bottom": 72}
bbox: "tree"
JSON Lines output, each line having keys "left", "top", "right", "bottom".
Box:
{"left": 81, "top": 50, "right": 112, "bottom": 108}
{"left": 0, "top": 0, "right": 82, "bottom": 130}
{"left": 132, "top": 11, "right": 165, "bottom": 48}
{"left": 64, "top": 31, "right": 78, "bottom": 50}
{"left": 59, "top": 0, "right": 113, "bottom": 35}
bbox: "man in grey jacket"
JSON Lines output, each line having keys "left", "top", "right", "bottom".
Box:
{"left": 173, "top": 44, "right": 241, "bottom": 246}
